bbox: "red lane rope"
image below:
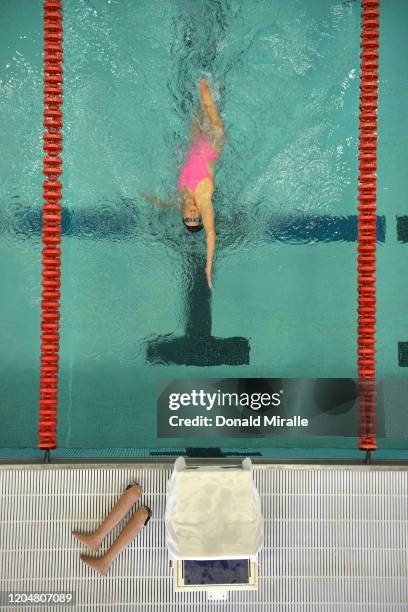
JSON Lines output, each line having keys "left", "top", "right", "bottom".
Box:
{"left": 357, "top": 0, "right": 379, "bottom": 451}
{"left": 38, "top": 0, "right": 63, "bottom": 449}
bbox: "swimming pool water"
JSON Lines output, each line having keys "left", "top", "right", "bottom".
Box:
{"left": 1, "top": 0, "right": 408, "bottom": 453}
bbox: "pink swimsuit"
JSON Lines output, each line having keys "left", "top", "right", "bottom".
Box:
{"left": 177, "top": 135, "right": 220, "bottom": 194}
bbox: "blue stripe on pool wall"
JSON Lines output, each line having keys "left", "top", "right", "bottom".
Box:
{"left": 398, "top": 342, "right": 408, "bottom": 367}
{"left": 396, "top": 216, "right": 408, "bottom": 243}
{"left": 264, "top": 214, "right": 386, "bottom": 243}
{"left": 2, "top": 205, "right": 386, "bottom": 243}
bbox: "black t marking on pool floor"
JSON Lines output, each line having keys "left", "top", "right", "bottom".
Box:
{"left": 146, "top": 253, "right": 250, "bottom": 366}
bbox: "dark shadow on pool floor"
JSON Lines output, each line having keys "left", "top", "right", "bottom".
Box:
{"left": 146, "top": 252, "right": 250, "bottom": 366}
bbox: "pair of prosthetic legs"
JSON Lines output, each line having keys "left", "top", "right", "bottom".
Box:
{"left": 72, "top": 484, "right": 151, "bottom": 576}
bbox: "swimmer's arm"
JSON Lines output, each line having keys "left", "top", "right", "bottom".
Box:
{"left": 199, "top": 80, "right": 225, "bottom": 132}
{"left": 197, "top": 196, "right": 215, "bottom": 289}
{"left": 198, "top": 81, "right": 226, "bottom": 154}
{"left": 205, "top": 228, "right": 215, "bottom": 290}
{"left": 139, "top": 192, "right": 180, "bottom": 209}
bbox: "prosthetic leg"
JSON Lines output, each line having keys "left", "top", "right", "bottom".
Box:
{"left": 80, "top": 506, "right": 151, "bottom": 576}
{"left": 72, "top": 483, "right": 143, "bottom": 550}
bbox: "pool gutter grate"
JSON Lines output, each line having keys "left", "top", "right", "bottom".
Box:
{"left": 0, "top": 465, "right": 407, "bottom": 610}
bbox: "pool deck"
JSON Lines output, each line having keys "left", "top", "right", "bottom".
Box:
{"left": 0, "top": 463, "right": 407, "bottom": 610}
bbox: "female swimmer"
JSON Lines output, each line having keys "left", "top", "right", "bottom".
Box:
{"left": 140, "top": 79, "right": 226, "bottom": 289}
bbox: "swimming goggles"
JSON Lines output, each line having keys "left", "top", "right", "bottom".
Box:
{"left": 183, "top": 217, "right": 202, "bottom": 223}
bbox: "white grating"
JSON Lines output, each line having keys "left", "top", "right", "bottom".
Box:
{"left": 0, "top": 464, "right": 407, "bottom": 611}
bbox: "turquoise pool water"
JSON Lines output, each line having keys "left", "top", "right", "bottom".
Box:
{"left": 1, "top": 0, "right": 408, "bottom": 455}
